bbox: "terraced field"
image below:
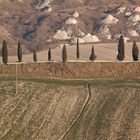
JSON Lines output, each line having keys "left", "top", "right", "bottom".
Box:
{"left": 0, "top": 78, "right": 140, "bottom": 140}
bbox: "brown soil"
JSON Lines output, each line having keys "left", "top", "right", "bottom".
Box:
{"left": 0, "top": 80, "right": 140, "bottom": 140}
{"left": 0, "top": 62, "right": 139, "bottom": 79}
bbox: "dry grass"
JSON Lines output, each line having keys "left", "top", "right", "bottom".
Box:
{"left": 64, "top": 87, "right": 140, "bottom": 140}
{"left": 0, "top": 78, "right": 140, "bottom": 140}
{"left": 0, "top": 81, "right": 88, "bottom": 140}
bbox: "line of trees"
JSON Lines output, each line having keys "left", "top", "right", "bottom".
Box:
{"left": 116, "top": 35, "right": 139, "bottom": 61}
{"left": 1, "top": 35, "right": 139, "bottom": 64}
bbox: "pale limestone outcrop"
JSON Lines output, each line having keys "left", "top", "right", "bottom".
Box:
{"left": 71, "top": 34, "right": 100, "bottom": 43}
{"left": 66, "top": 17, "right": 78, "bottom": 25}
{"left": 73, "top": 11, "right": 79, "bottom": 18}
{"left": 53, "top": 30, "right": 70, "bottom": 40}
{"left": 101, "top": 14, "right": 119, "bottom": 25}
{"left": 133, "top": 7, "right": 140, "bottom": 13}
{"left": 123, "top": 37, "right": 130, "bottom": 42}
{"left": 79, "top": 30, "right": 85, "bottom": 36}
{"left": 128, "top": 13, "right": 140, "bottom": 22}
{"left": 117, "top": 6, "right": 126, "bottom": 14}
{"left": 128, "top": 29, "right": 139, "bottom": 37}
{"left": 97, "top": 25, "right": 112, "bottom": 39}
{"left": 35, "top": 0, "right": 51, "bottom": 9}
{"left": 82, "top": 34, "right": 100, "bottom": 43}
{"left": 125, "top": 12, "right": 132, "bottom": 17}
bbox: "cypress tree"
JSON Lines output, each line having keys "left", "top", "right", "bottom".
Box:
{"left": 62, "top": 44, "right": 67, "bottom": 63}
{"left": 48, "top": 48, "right": 51, "bottom": 61}
{"left": 89, "top": 46, "right": 96, "bottom": 61}
{"left": 76, "top": 38, "right": 80, "bottom": 59}
{"left": 33, "top": 50, "right": 37, "bottom": 63}
{"left": 132, "top": 41, "right": 139, "bottom": 61}
{"left": 117, "top": 35, "right": 125, "bottom": 61}
{"left": 2, "top": 40, "right": 8, "bottom": 64}
{"left": 17, "top": 41, "right": 22, "bottom": 62}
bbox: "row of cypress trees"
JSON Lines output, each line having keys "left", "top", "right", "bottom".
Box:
{"left": 1, "top": 40, "right": 96, "bottom": 64}
{"left": 2, "top": 41, "right": 23, "bottom": 64}
{"left": 32, "top": 47, "right": 52, "bottom": 63}
{"left": 117, "top": 35, "right": 139, "bottom": 61}
{"left": 1, "top": 35, "right": 139, "bottom": 64}
{"left": 32, "top": 43, "right": 96, "bottom": 63}
{"left": 55, "top": 36, "right": 139, "bottom": 62}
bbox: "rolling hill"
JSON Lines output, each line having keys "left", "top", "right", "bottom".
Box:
{"left": 0, "top": 77, "right": 140, "bottom": 140}
{"left": 1, "top": 0, "right": 140, "bottom": 55}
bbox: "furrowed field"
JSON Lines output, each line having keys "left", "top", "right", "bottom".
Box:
{"left": 0, "top": 78, "right": 140, "bottom": 140}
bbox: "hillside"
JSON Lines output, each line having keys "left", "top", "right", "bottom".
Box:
{"left": 1, "top": 0, "right": 140, "bottom": 54}
{"left": 0, "top": 78, "right": 140, "bottom": 140}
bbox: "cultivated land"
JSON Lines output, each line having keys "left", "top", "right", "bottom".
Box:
{"left": 0, "top": 77, "right": 140, "bottom": 140}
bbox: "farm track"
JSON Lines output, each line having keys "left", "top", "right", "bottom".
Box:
{"left": 64, "top": 88, "right": 140, "bottom": 140}
{"left": 0, "top": 80, "right": 140, "bottom": 140}
{"left": 59, "top": 83, "right": 91, "bottom": 140}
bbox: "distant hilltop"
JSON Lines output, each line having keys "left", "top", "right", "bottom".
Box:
{"left": 0, "top": 0, "right": 140, "bottom": 54}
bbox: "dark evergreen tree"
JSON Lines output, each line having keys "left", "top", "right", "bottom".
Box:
{"left": 117, "top": 35, "right": 125, "bottom": 61}
{"left": 17, "top": 41, "right": 22, "bottom": 62}
{"left": 2, "top": 40, "right": 8, "bottom": 64}
{"left": 132, "top": 40, "right": 139, "bottom": 61}
{"left": 48, "top": 48, "right": 51, "bottom": 61}
{"left": 62, "top": 44, "right": 67, "bottom": 63}
{"left": 76, "top": 38, "right": 80, "bottom": 59}
{"left": 33, "top": 50, "right": 37, "bottom": 63}
{"left": 89, "top": 46, "right": 96, "bottom": 61}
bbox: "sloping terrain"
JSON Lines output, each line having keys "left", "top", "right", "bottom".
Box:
{"left": 0, "top": 80, "right": 88, "bottom": 140}
{"left": 0, "top": 78, "right": 140, "bottom": 140}
{"left": 1, "top": 0, "right": 140, "bottom": 54}
{"left": 64, "top": 86, "right": 140, "bottom": 140}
